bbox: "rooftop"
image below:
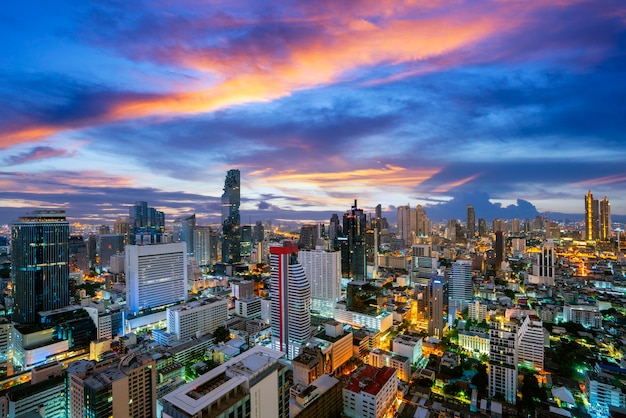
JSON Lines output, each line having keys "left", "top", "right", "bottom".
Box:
{"left": 344, "top": 365, "right": 396, "bottom": 396}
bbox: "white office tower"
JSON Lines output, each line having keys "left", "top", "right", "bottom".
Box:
{"left": 167, "top": 297, "right": 228, "bottom": 342}
{"left": 125, "top": 242, "right": 187, "bottom": 314}
{"left": 517, "top": 314, "right": 544, "bottom": 371}
{"left": 528, "top": 239, "right": 556, "bottom": 286}
{"left": 489, "top": 320, "right": 518, "bottom": 404}
{"left": 161, "top": 346, "right": 289, "bottom": 418}
{"left": 270, "top": 241, "right": 311, "bottom": 360}
{"left": 298, "top": 247, "right": 341, "bottom": 317}
{"left": 450, "top": 260, "right": 473, "bottom": 312}
{"left": 468, "top": 299, "right": 488, "bottom": 322}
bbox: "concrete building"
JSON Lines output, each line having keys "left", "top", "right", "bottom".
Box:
{"left": 67, "top": 353, "right": 157, "bottom": 418}
{"left": 391, "top": 334, "right": 422, "bottom": 365}
{"left": 449, "top": 260, "right": 473, "bottom": 313}
{"left": 563, "top": 303, "right": 603, "bottom": 328}
{"left": 235, "top": 296, "right": 262, "bottom": 319}
{"left": 427, "top": 277, "right": 445, "bottom": 338}
{"left": 585, "top": 364, "right": 626, "bottom": 411}
{"left": 343, "top": 365, "right": 397, "bottom": 418}
{"left": 298, "top": 247, "right": 341, "bottom": 317}
{"left": 125, "top": 242, "right": 187, "bottom": 314}
{"left": 489, "top": 320, "right": 518, "bottom": 404}
{"left": 468, "top": 299, "right": 488, "bottom": 322}
{"left": 333, "top": 302, "right": 392, "bottom": 332}
{"left": 368, "top": 348, "right": 411, "bottom": 382}
{"left": 161, "top": 346, "right": 289, "bottom": 418}
{"left": 289, "top": 374, "right": 343, "bottom": 418}
{"left": 458, "top": 330, "right": 490, "bottom": 356}
{"left": 517, "top": 315, "right": 544, "bottom": 371}
{"left": 167, "top": 297, "right": 228, "bottom": 342}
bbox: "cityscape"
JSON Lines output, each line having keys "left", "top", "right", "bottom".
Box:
{"left": 0, "top": 170, "right": 625, "bottom": 417}
{"left": 2, "top": 1, "right": 626, "bottom": 418}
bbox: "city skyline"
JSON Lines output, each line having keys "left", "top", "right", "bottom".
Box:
{"left": 1, "top": 1, "right": 626, "bottom": 226}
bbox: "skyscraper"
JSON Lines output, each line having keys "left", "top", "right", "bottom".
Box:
{"left": 221, "top": 169, "right": 241, "bottom": 263}
{"left": 129, "top": 201, "right": 164, "bottom": 244}
{"left": 12, "top": 210, "right": 70, "bottom": 324}
{"left": 270, "top": 241, "right": 311, "bottom": 359}
{"left": 299, "top": 248, "right": 341, "bottom": 317}
{"left": 193, "top": 225, "right": 215, "bottom": 266}
{"left": 427, "top": 277, "right": 445, "bottom": 338}
{"left": 489, "top": 320, "right": 518, "bottom": 404}
{"left": 600, "top": 196, "right": 611, "bottom": 240}
{"left": 415, "top": 204, "right": 428, "bottom": 237}
{"left": 449, "top": 260, "right": 473, "bottom": 313}
{"left": 342, "top": 200, "right": 367, "bottom": 280}
{"left": 173, "top": 214, "right": 196, "bottom": 256}
{"left": 585, "top": 190, "right": 599, "bottom": 241}
{"left": 397, "top": 205, "right": 410, "bottom": 245}
{"left": 466, "top": 204, "right": 475, "bottom": 239}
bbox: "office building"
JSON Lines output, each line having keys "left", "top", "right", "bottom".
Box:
{"left": 415, "top": 204, "right": 429, "bottom": 237}
{"left": 299, "top": 224, "right": 321, "bottom": 250}
{"left": 129, "top": 201, "right": 165, "bottom": 244}
{"left": 194, "top": 225, "right": 217, "bottom": 266}
{"left": 167, "top": 297, "right": 228, "bottom": 342}
{"left": 69, "top": 235, "right": 89, "bottom": 273}
{"left": 270, "top": 241, "right": 311, "bottom": 359}
{"left": 468, "top": 299, "right": 488, "bottom": 322}
{"left": 494, "top": 231, "right": 505, "bottom": 268}
{"left": 528, "top": 239, "right": 555, "bottom": 286}
{"left": 368, "top": 348, "right": 411, "bottom": 381}
{"left": 309, "top": 320, "right": 353, "bottom": 374}
{"left": 585, "top": 191, "right": 600, "bottom": 241}
{"left": 343, "top": 365, "right": 397, "bottom": 418}
{"left": 12, "top": 210, "right": 70, "bottom": 325}
{"left": 467, "top": 204, "right": 475, "bottom": 239}
{"left": 298, "top": 247, "right": 341, "bottom": 317}
{"left": 2, "top": 362, "right": 66, "bottom": 418}
{"left": 458, "top": 330, "right": 490, "bottom": 356}
{"left": 517, "top": 315, "right": 544, "bottom": 371}
{"left": 342, "top": 200, "right": 367, "bottom": 280}
{"left": 99, "top": 233, "right": 125, "bottom": 271}
{"left": 585, "top": 364, "right": 626, "bottom": 411}
{"left": 600, "top": 196, "right": 611, "bottom": 240}
{"left": 427, "top": 276, "right": 445, "bottom": 338}
{"left": 235, "top": 296, "right": 263, "bottom": 319}
{"left": 67, "top": 353, "right": 157, "bottom": 418}
{"left": 478, "top": 218, "right": 487, "bottom": 237}
{"left": 173, "top": 214, "right": 196, "bottom": 256}
{"left": 161, "top": 346, "right": 289, "bottom": 418}
{"left": 290, "top": 374, "right": 343, "bottom": 418}
{"left": 397, "top": 205, "right": 411, "bottom": 245}
{"left": 392, "top": 334, "right": 422, "bottom": 365}
{"left": 0, "top": 318, "right": 11, "bottom": 372}
{"left": 489, "top": 320, "right": 518, "bottom": 404}
{"left": 125, "top": 242, "right": 187, "bottom": 314}
{"left": 449, "top": 260, "right": 473, "bottom": 313}
{"left": 222, "top": 169, "right": 241, "bottom": 264}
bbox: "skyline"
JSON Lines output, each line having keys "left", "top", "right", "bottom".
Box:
{"left": 1, "top": 1, "right": 626, "bottom": 226}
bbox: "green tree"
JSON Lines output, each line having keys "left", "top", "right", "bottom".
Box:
{"left": 213, "top": 326, "right": 230, "bottom": 343}
{"left": 471, "top": 363, "right": 488, "bottom": 397}
{"left": 520, "top": 373, "right": 547, "bottom": 412}
{"left": 443, "top": 383, "right": 461, "bottom": 396}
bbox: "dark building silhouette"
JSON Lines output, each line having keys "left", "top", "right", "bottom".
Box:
{"left": 173, "top": 214, "right": 196, "bottom": 256}
{"left": 129, "top": 201, "right": 164, "bottom": 244}
{"left": 69, "top": 235, "right": 89, "bottom": 273}
{"left": 342, "top": 200, "right": 367, "bottom": 281}
{"left": 12, "top": 210, "right": 70, "bottom": 324}
{"left": 221, "top": 169, "right": 241, "bottom": 264}
{"left": 467, "top": 204, "right": 475, "bottom": 239}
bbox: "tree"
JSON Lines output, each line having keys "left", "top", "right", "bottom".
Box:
{"left": 471, "top": 363, "right": 488, "bottom": 397}
{"left": 213, "top": 326, "right": 230, "bottom": 343}
{"left": 413, "top": 377, "right": 434, "bottom": 388}
{"left": 443, "top": 383, "right": 462, "bottom": 396}
{"left": 520, "top": 373, "right": 547, "bottom": 412}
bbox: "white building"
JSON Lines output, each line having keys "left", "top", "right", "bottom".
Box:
{"left": 468, "top": 299, "right": 488, "bottom": 322}
{"left": 161, "top": 346, "right": 289, "bottom": 418}
{"left": 458, "top": 330, "right": 490, "bottom": 356}
{"left": 391, "top": 334, "right": 422, "bottom": 365}
{"left": 450, "top": 260, "right": 473, "bottom": 312}
{"left": 343, "top": 365, "right": 398, "bottom": 418}
{"left": 368, "top": 349, "right": 411, "bottom": 382}
{"left": 235, "top": 296, "right": 262, "bottom": 319}
{"left": 585, "top": 365, "right": 626, "bottom": 411}
{"left": 125, "top": 243, "right": 187, "bottom": 314}
{"left": 270, "top": 241, "right": 311, "bottom": 360}
{"left": 0, "top": 318, "right": 12, "bottom": 369}
{"left": 489, "top": 320, "right": 518, "bottom": 404}
{"left": 528, "top": 239, "right": 555, "bottom": 286}
{"left": 563, "top": 303, "right": 603, "bottom": 328}
{"left": 517, "top": 315, "right": 544, "bottom": 371}
{"left": 333, "top": 302, "right": 392, "bottom": 332}
{"left": 299, "top": 247, "right": 341, "bottom": 317}
{"left": 167, "top": 297, "right": 228, "bottom": 342}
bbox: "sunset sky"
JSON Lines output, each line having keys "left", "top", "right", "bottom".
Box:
{"left": 1, "top": 0, "right": 625, "bottom": 226}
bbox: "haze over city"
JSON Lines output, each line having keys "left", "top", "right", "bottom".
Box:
{"left": 1, "top": 0, "right": 626, "bottom": 226}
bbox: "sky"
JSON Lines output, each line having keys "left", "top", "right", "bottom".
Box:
{"left": 1, "top": 0, "right": 625, "bottom": 228}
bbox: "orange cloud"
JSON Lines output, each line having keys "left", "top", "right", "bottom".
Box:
{"left": 431, "top": 173, "right": 481, "bottom": 193}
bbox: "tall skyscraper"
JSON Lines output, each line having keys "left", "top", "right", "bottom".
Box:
{"left": 397, "top": 205, "right": 410, "bottom": 245}
{"left": 125, "top": 242, "right": 188, "bottom": 314}
{"left": 585, "top": 190, "right": 599, "bottom": 241}
{"left": 449, "top": 260, "right": 473, "bottom": 313}
{"left": 221, "top": 169, "right": 241, "bottom": 263}
{"left": 193, "top": 225, "right": 215, "bottom": 266}
{"left": 600, "top": 196, "right": 611, "bottom": 240}
{"left": 99, "top": 233, "right": 125, "bottom": 271}
{"left": 270, "top": 241, "right": 311, "bottom": 359}
{"left": 299, "top": 248, "right": 341, "bottom": 317}
{"left": 494, "top": 231, "right": 505, "bottom": 268}
{"left": 342, "top": 200, "right": 367, "bottom": 280}
{"left": 12, "top": 210, "right": 70, "bottom": 324}
{"left": 173, "top": 214, "right": 196, "bottom": 256}
{"left": 478, "top": 218, "right": 487, "bottom": 237}
{"left": 427, "top": 277, "right": 445, "bottom": 338}
{"left": 129, "top": 201, "right": 164, "bottom": 244}
{"left": 415, "top": 204, "right": 428, "bottom": 237}
{"left": 466, "top": 205, "right": 475, "bottom": 239}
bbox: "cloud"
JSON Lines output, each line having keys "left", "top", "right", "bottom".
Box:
{"left": 5, "top": 146, "right": 78, "bottom": 165}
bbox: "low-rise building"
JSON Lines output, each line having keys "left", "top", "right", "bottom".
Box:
{"left": 343, "top": 365, "right": 397, "bottom": 418}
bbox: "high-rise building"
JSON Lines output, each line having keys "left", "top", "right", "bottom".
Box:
{"left": 173, "top": 214, "right": 196, "bottom": 256}
{"left": 129, "top": 201, "right": 164, "bottom": 244}
{"left": 194, "top": 225, "right": 215, "bottom": 266}
{"left": 517, "top": 315, "right": 544, "bottom": 371}
{"left": 161, "top": 346, "right": 289, "bottom": 418}
{"left": 489, "top": 320, "right": 518, "bottom": 404}
{"left": 427, "top": 277, "right": 445, "bottom": 338}
{"left": 449, "top": 260, "right": 473, "bottom": 313}
{"left": 12, "top": 210, "right": 70, "bottom": 325}
{"left": 252, "top": 220, "right": 265, "bottom": 243}
{"left": 494, "top": 231, "right": 505, "bottom": 268}
{"left": 528, "top": 239, "right": 555, "bottom": 286}
{"left": 299, "top": 224, "right": 321, "bottom": 250}
{"left": 221, "top": 169, "right": 241, "bottom": 264}
{"left": 69, "top": 235, "right": 89, "bottom": 273}
{"left": 343, "top": 365, "right": 398, "bottom": 418}
{"left": 466, "top": 205, "right": 475, "bottom": 239}
{"left": 600, "top": 196, "right": 611, "bottom": 240}
{"left": 99, "top": 233, "right": 125, "bottom": 271}
{"left": 478, "top": 218, "right": 487, "bottom": 237}
{"left": 342, "top": 200, "right": 367, "bottom": 280}
{"left": 125, "top": 242, "right": 187, "bottom": 314}
{"left": 270, "top": 241, "right": 311, "bottom": 360}
{"left": 415, "top": 204, "right": 428, "bottom": 237}
{"left": 299, "top": 248, "right": 341, "bottom": 317}
{"left": 585, "top": 190, "right": 600, "bottom": 241}
{"left": 397, "top": 205, "right": 410, "bottom": 245}
{"left": 67, "top": 354, "right": 157, "bottom": 418}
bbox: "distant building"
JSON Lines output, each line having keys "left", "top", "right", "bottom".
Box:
{"left": 99, "top": 233, "right": 125, "bottom": 270}
{"left": 467, "top": 205, "right": 476, "bottom": 239}
{"left": 129, "top": 201, "right": 164, "bottom": 245}
{"left": 449, "top": 260, "right": 473, "bottom": 312}
{"left": 600, "top": 196, "right": 611, "bottom": 240}
{"left": 173, "top": 214, "right": 196, "bottom": 257}
{"left": 221, "top": 169, "right": 241, "bottom": 264}
{"left": 585, "top": 191, "right": 600, "bottom": 240}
